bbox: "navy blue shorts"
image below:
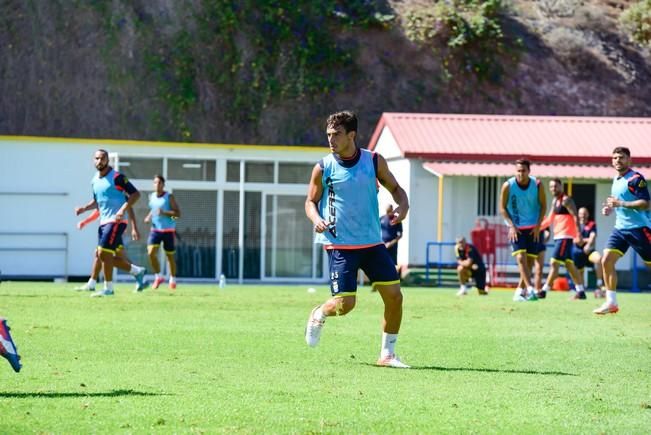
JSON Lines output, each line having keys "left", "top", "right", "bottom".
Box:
{"left": 97, "top": 222, "right": 127, "bottom": 254}
{"left": 605, "top": 227, "right": 651, "bottom": 263}
{"left": 551, "top": 238, "right": 574, "bottom": 264}
{"left": 148, "top": 231, "right": 176, "bottom": 253}
{"left": 511, "top": 228, "right": 539, "bottom": 257}
{"left": 571, "top": 246, "right": 593, "bottom": 269}
{"left": 529, "top": 240, "right": 547, "bottom": 258}
{"left": 327, "top": 244, "right": 400, "bottom": 297}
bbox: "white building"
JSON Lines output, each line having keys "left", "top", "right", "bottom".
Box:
{"left": 0, "top": 136, "right": 328, "bottom": 283}
{"left": 367, "top": 113, "right": 651, "bottom": 288}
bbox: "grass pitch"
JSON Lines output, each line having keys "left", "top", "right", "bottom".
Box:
{"left": 1, "top": 282, "right": 650, "bottom": 434}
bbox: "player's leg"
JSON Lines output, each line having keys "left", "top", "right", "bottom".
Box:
{"left": 305, "top": 249, "right": 359, "bottom": 348}
{"left": 541, "top": 239, "right": 568, "bottom": 296}
{"left": 566, "top": 259, "right": 587, "bottom": 300}
{"left": 457, "top": 265, "right": 471, "bottom": 296}
{"left": 0, "top": 317, "right": 21, "bottom": 372}
{"left": 111, "top": 230, "right": 147, "bottom": 292}
{"left": 594, "top": 229, "right": 627, "bottom": 314}
{"left": 363, "top": 245, "right": 409, "bottom": 368}
{"left": 589, "top": 251, "right": 605, "bottom": 297}
{"left": 76, "top": 248, "right": 101, "bottom": 291}
{"left": 474, "top": 266, "right": 488, "bottom": 295}
{"left": 534, "top": 251, "right": 546, "bottom": 298}
{"left": 148, "top": 231, "right": 163, "bottom": 288}
{"left": 163, "top": 233, "right": 177, "bottom": 289}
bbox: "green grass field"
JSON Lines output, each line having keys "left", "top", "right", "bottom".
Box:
{"left": 1, "top": 282, "right": 650, "bottom": 434}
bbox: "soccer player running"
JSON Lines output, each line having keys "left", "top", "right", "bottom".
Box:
{"left": 144, "top": 175, "right": 181, "bottom": 290}
{"left": 304, "top": 111, "right": 410, "bottom": 368}
{"left": 537, "top": 178, "right": 586, "bottom": 299}
{"left": 74, "top": 208, "right": 141, "bottom": 292}
{"left": 499, "top": 159, "right": 546, "bottom": 302}
{"left": 0, "top": 317, "right": 21, "bottom": 372}
{"left": 596, "top": 147, "right": 651, "bottom": 315}
{"left": 455, "top": 236, "right": 488, "bottom": 296}
{"left": 74, "top": 149, "right": 147, "bottom": 297}
{"left": 571, "top": 207, "right": 605, "bottom": 298}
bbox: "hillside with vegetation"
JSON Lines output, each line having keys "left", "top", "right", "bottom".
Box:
{"left": 1, "top": 0, "right": 650, "bottom": 146}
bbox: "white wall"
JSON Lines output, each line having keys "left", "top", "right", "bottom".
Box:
{"left": 0, "top": 138, "right": 324, "bottom": 278}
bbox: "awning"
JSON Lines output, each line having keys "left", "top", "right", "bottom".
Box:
{"left": 422, "top": 161, "right": 651, "bottom": 180}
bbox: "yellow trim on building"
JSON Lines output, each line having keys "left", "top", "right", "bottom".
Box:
{"left": 0, "top": 135, "right": 324, "bottom": 153}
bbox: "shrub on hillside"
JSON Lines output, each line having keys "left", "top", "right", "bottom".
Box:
{"left": 402, "top": 0, "right": 513, "bottom": 82}
{"left": 620, "top": 0, "right": 651, "bottom": 47}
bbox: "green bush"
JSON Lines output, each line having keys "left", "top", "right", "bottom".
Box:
{"left": 620, "top": 0, "right": 651, "bottom": 47}
{"left": 403, "top": 0, "right": 513, "bottom": 81}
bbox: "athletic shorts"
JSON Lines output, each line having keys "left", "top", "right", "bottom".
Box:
{"left": 97, "top": 222, "right": 127, "bottom": 254}
{"left": 572, "top": 246, "right": 594, "bottom": 269}
{"left": 511, "top": 228, "right": 540, "bottom": 257}
{"left": 327, "top": 244, "right": 399, "bottom": 297}
{"left": 148, "top": 231, "right": 176, "bottom": 253}
{"left": 529, "top": 240, "right": 547, "bottom": 258}
{"left": 605, "top": 227, "right": 651, "bottom": 264}
{"left": 551, "top": 238, "right": 574, "bottom": 264}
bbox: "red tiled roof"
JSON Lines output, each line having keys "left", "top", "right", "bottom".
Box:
{"left": 368, "top": 113, "right": 651, "bottom": 164}
{"left": 422, "top": 161, "right": 651, "bottom": 180}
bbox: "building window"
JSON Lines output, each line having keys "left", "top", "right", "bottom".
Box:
{"left": 477, "top": 176, "right": 499, "bottom": 216}
{"left": 226, "top": 161, "right": 240, "bottom": 182}
{"left": 168, "top": 159, "right": 216, "bottom": 181}
{"left": 245, "top": 162, "right": 274, "bottom": 183}
{"left": 278, "top": 162, "right": 314, "bottom": 184}
{"left": 117, "top": 157, "right": 163, "bottom": 180}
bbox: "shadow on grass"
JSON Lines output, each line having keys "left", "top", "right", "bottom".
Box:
{"left": 363, "top": 363, "right": 576, "bottom": 376}
{"left": 0, "top": 389, "right": 165, "bottom": 398}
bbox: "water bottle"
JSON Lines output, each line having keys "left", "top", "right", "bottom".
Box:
{"left": 219, "top": 274, "right": 226, "bottom": 289}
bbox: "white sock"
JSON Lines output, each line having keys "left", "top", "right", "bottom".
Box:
{"left": 542, "top": 283, "right": 551, "bottom": 292}
{"left": 104, "top": 281, "right": 114, "bottom": 291}
{"left": 576, "top": 284, "right": 585, "bottom": 292}
{"left": 155, "top": 273, "right": 163, "bottom": 280}
{"left": 515, "top": 287, "right": 524, "bottom": 295}
{"left": 169, "top": 276, "right": 176, "bottom": 284}
{"left": 597, "top": 279, "right": 604, "bottom": 287}
{"left": 526, "top": 286, "right": 535, "bottom": 296}
{"left": 314, "top": 306, "right": 327, "bottom": 322}
{"left": 606, "top": 290, "right": 617, "bottom": 305}
{"left": 381, "top": 333, "right": 398, "bottom": 358}
{"left": 87, "top": 278, "right": 97, "bottom": 288}
{"left": 459, "top": 284, "right": 468, "bottom": 292}
{"left": 130, "top": 265, "right": 144, "bottom": 275}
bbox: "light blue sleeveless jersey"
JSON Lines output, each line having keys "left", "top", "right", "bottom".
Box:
{"left": 149, "top": 192, "right": 176, "bottom": 231}
{"left": 92, "top": 169, "right": 127, "bottom": 224}
{"left": 611, "top": 170, "right": 651, "bottom": 230}
{"left": 314, "top": 149, "right": 382, "bottom": 246}
{"left": 505, "top": 176, "right": 541, "bottom": 229}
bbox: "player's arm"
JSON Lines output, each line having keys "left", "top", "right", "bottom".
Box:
{"left": 533, "top": 180, "right": 547, "bottom": 242}
{"left": 115, "top": 175, "right": 140, "bottom": 221}
{"left": 607, "top": 176, "right": 650, "bottom": 210}
{"left": 127, "top": 207, "right": 140, "bottom": 241}
{"left": 75, "top": 198, "right": 97, "bottom": 216}
{"left": 162, "top": 194, "right": 181, "bottom": 218}
{"left": 77, "top": 209, "right": 100, "bottom": 230}
{"left": 499, "top": 182, "right": 519, "bottom": 242}
{"left": 376, "top": 154, "right": 409, "bottom": 224}
{"left": 563, "top": 196, "right": 582, "bottom": 243}
{"left": 305, "top": 163, "right": 329, "bottom": 233}
{"left": 584, "top": 229, "right": 597, "bottom": 253}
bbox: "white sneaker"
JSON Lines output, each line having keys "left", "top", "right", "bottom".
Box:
{"left": 305, "top": 305, "right": 325, "bottom": 347}
{"left": 376, "top": 354, "right": 411, "bottom": 369}
{"left": 90, "top": 289, "right": 114, "bottom": 298}
{"left": 74, "top": 284, "right": 95, "bottom": 291}
{"left": 513, "top": 290, "right": 526, "bottom": 302}
{"left": 456, "top": 288, "right": 468, "bottom": 296}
